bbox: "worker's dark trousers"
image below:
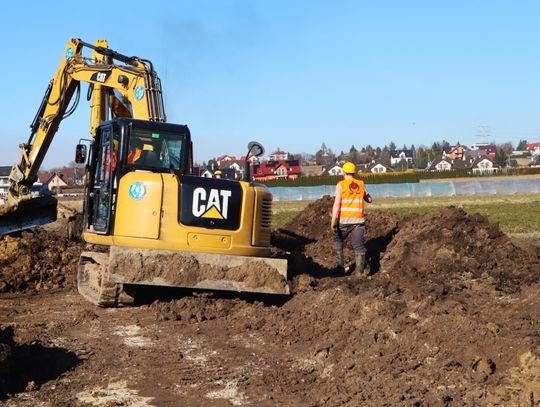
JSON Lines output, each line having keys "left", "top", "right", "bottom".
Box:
{"left": 332, "top": 223, "right": 366, "bottom": 255}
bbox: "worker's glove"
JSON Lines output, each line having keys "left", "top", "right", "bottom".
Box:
{"left": 365, "top": 193, "right": 373, "bottom": 203}
{"left": 331, "top": 219, "right": 338, "bottom": 233}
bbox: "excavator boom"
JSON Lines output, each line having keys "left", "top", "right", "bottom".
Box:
{"left": 0, "top": 38, "right": 166, "bottom": 236}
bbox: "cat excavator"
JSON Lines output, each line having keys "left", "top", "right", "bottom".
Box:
{"left": 0, "top": 38, "right": 288, "bottom": 306}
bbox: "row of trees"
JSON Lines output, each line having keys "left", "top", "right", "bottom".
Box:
{"left": 195, "top": 139, "right": 531, "bottom": 171}
{"left": 295, "top": 139, "right": 531, "bottom": 169}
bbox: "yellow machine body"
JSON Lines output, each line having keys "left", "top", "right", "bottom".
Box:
{"left": 83, "top": 172, "right": 272, "bottom": 257}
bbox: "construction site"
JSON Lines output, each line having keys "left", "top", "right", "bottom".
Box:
{"left": 0, "top": 196, "right": 539, "bottom": 406}
{"left": 0, "top": 33, "right": 538, "bottom": 406}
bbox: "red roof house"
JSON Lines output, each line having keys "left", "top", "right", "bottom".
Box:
{"left": 252, "top": 160, "right": 302, "bottom": 181}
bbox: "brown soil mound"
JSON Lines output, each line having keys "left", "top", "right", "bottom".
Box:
{"left": 0, "top": 227, "right": 81, "bottom": 293}
{"left": 380, "top": 206, "right": 540, "bottom": 296}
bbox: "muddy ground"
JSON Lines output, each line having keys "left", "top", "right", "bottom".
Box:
{"left": 1, "top": 196, "right": 540, "bottom": 406}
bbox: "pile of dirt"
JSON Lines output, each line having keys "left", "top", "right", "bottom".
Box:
{"left": 380, "top": 206, "right": 540, "bottom": 296}
{"left": 0, "top": 227, "right": 81, "bottom": 293}
{"left": 274, "top": 197, "right": 540, "bottom": 293}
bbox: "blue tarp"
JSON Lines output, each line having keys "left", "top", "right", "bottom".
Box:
{"left": 269, "top": 178, "right": 540, "bottom": 201}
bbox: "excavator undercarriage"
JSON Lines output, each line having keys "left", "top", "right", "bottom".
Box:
{"left": 78, "top": 247, "right": 289, "bottom": 306}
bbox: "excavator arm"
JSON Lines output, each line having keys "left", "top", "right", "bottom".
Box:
{"left": 0, "top": 38, "right": 167, "bottom": 235}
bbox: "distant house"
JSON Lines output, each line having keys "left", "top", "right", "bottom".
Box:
{"left": 252, "top": 160, "right": 302, "bottom": 181}
{"left": 443, "top": 144, "right": 468, "bottom": 160}
{"left": 470, "top": 143, "right": 497, "bottom": 160}
{"left": 268, "top": 149, "right": 288, "bottom": 161}
{"left": 321, "top": 164, "right": 344, "bottom": 176}
{"left": 527, "top": 143, "right": 540, "bottom": 156}
{"left": 240, "top": 155, "right": 260, "bottom": 164}
{"left": 216, "top": 155, "right": 237, "bottom": 167}
{"left": 466, "top": 149, "right": 488, "bottom": 160}
{"left": 201, "top": 169, "right": 213, "bottom": 178}
{"left": 451, "top": 159, "right": 471, "bottom": 171}
{"left": 0, "top": 166, "right": 11, "bottom": 203}
{"left": 361, "top": 162, "right": 393, "bottom": 174}
{"left": 45, "top": 173, "right": 68, "bottom": 189}
{"left": 427, "top": 157, "right": 453, "bottom": 171}
{"left": 218, "top": 160, "right": 251, "bottom": 180}
{"left": 471, "top": 157, "right": 499, "bottom": 174}
{"left": 214, "top": 155, "right": 260, "bottom": 179}
{"left": 219, "top": 160, "right": 244, "bottom": 172}
{"left": 38, "top": 167, "right": 84, "bottom": 186}
{"left": 529, "top": 155, "right": 540, "bottom": 168}
{"left": 59, "top": 167, "right": 85, "bottom": 185}
{"left": 390, "top": 150, "right": 413, "bottom": 166}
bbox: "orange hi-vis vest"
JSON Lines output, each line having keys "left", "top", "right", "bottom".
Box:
{"left": 128, "top": 149, "right": 142, "bottom": 164}
{"left": 338, "top": 178, "right": 366, "bottom": 224}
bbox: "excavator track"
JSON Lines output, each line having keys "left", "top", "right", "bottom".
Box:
{"left": 77, "top": 251, "right": 135, "bottom": 307}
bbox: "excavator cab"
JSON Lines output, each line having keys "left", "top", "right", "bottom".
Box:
{"left": 83, "top": 118, "right": 191, "bottom": 235}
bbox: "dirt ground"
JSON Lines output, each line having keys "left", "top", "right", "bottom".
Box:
{"left": 1, "top": 196, "right": 540, "bottom": 406}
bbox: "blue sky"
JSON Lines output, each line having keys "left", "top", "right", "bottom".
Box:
{"left": 1, "top": 1, "right": 539, "bottom": 168}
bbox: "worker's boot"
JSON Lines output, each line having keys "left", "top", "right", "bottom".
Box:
{"left": 335, "top": 250, "right": 345, "bottom": 275}
{"left": 355, "top": 253, "right": 367, "bottom": 276}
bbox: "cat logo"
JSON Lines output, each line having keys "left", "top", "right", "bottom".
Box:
{"left": 179, "top": 176, "right": 241, "bottom": 230}
{"left": 96, "top": 72, "right": 107, "bottom": 82}
{"left": 192, "top": 188, "right": 232, "bottom": 220}
{"left": 90, "top": 71, "right": 111, "bottom": 84}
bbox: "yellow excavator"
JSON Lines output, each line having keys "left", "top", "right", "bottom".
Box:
{"left": 0, "top": 38, "right": 288, "bottom": 306}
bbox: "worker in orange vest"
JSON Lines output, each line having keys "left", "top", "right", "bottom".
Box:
{"left": 330, "top": 162, "right": 372, "bottom": 275}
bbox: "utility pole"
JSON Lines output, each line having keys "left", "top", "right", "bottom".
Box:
{"left": 476, "top": 125, "right": 491, "bottom": 146}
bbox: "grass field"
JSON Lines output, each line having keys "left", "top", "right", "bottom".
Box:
{"left": 273, "top": 193, "right": 540, "bottom": 238}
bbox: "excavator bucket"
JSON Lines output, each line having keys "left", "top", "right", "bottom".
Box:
{"left": 0, "top": 196, "right": 57, "bottom": 236}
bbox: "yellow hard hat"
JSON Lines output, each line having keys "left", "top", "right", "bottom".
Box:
{"left": 214, "top": 170, "right": 222, "bottom": 175}
{"left": 342, "top": 162, "right": 356, "bottom": 174}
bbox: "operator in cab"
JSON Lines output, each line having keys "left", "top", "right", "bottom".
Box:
{"left": 127, "top": 138, "right": 144, "bottom": 164}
